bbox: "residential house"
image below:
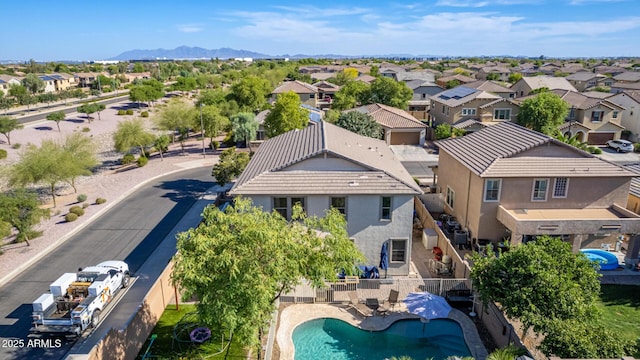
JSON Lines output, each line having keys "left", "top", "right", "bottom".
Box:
{"left": 50, "top": 73, "right": 74, "bottom": 91}
{"left": 404, "top": 80, "right": 444, "bottom": 120}
{"left": 312, "top": 81, "right": 340, "bottom": 109}
{"left": 229, "top": 121, "right": 423, "bottom": 275}
{"left": 594, "top": 65, "right": 627, "bottom": 76}
{"left": 566, "top": 72, "right": 612, "bottom": 92}
{"left": 550, "top": 89, "right": 625, "bottom": 144}
{"left": 435, "top": 122, "right": 640, "bottom": 261}
{"left": 613, "top": 72, "right": 640, "bottom": 84}
{"left": 124, "top": 72, "right": 151, "bottom": 82}
{"left": 355, "top": 74, "right": 377, "bottom": 84}
{"left": 0, "top": 75, "right": 22, "bottom": 93}
{"left": 37, "top": 75, "right": 57, "bottom": 93}
{"left": 430, "top": 86, "right": 520, "bottom": 127}
{"left": 270, "top": 80, "right": 319, "bottom": 108}
{"left": 394, "top": 71, "right": 436, "bottom": 83}
{"left": 510, "top": 76, "right": 577, "bottom": 98}
{"left": 476, "top": 66, "right": 511, "bottom": 82}
{"left": 464, "top": 80, "right": 515, "bottom": 99}
{"left": 609, "top": 91, "right": 640, "bottom": 141}
{"left": 625, "top": 164, "right": 640, "bottom": 214}
{"left": 435, "top": 74, "right": 476, "bottom": 88}
{"left": 612, "top": 82, "right": 640, "bottom": 94}
{"left": 75, "top": 72, "right": 101, "bottom": 88}
{"left": 345, "top": 103, "right": 427, "bottom": 145}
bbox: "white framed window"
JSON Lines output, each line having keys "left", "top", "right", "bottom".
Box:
{"left": 272, "top": 197, "right": 306, "bottom": 220}
{"left": 390, "top": 239, "right": 407, "bottom": 263}
{"left": 591, "top": 110, "right": 603, "bottom": 122}
{"left": 461, "top": 108, "right": 477, "bottom": 116}
{"left": 532, "top": 179, "right": 549, "bottom": 201}
{"left": 553, "top": 178, "right": 569, "bottom": 198}
{"left": 446, "top": 186, "right": 455, "bottom": 209}
{"left": 494, "top": 108, "right": 511, "bottom": 121}
{"left": 330, "top": 196, "right": 347, "bottom": 217}
{"left": 612, "top": 110, "right": 619, "bottom": 119}
{"left": 380, "top": 196, "right": 392, "bottom": 220}
{"left": 484, "top": 179, "right": 501, "bottom": 202}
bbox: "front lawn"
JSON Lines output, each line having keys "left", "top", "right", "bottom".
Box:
{"left": 138, "top": 304, "right": 247, "bottom": 359}
{"left": 598, "top": 284, "right": 640, "bottom": 356}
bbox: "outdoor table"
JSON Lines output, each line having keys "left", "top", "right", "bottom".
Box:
{"left": 366, "top": 298, "right": 380, "bottom": 312}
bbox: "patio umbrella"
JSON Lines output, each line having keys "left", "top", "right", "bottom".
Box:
{"left": 379, "top": 242, "right": 389, "bottom": 278}
{"left": 402, "top": 291, "right": 452, "bottom": 320}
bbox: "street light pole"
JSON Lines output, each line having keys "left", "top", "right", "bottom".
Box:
{"left": 200, "top": 103, "right": 206, "bottom": 158}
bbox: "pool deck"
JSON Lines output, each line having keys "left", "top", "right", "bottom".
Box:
{"left": 277, "top": 303, "right": 488, "bottom": 360}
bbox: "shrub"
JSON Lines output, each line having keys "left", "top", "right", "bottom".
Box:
{"left": 95, "top": 197, "right": 107, "bottom": 204}
{"left": 82, "top": 127, "right": 90, "bottom": 132}
{"left": 587, "top": 146, "right": 603, "bottom": 154}
{"left": 69, "top": 206, "right": 85, "bottom": 216}
{"left": 117, "top": 110, "right": 126, "bottom": 116}
{"left": 634, "top": 143, "right": 640, "bottom": 153}
{"left": 121, "top": 153, "right": 135, "bottom": 165}
{"left": 210, "top": 140, "right": 220, "bottom": 150}
{"left": 65, "top": 213, "right": 78, "bottom": 222}
{"left": 140, "top": 111, "right": 149, "bottom": 117}
{"left": 11, "top": 143, "right": 21, "bottom": 149}
{"left": 77, "top": 194, "right": 87, "bottom": 203}
{"left": 0, "top": 149, "right": 7, "bottom": 159}
{"left": 82, "top": 202, "right": 89, "bottom": 209}
{"left": 137, "top": 156, "right": 149, "bottom": 167}
{"left": 126, "top": 109, "right": 134, "bottom": 115}
{"left": 223, "top": 132, "right": 235, "bottom": 147}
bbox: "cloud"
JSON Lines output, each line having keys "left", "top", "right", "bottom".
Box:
{"left": 177, "top": 24, "right": 203, "bottom": 33}
{"left": 436, "top": 0, "right": 540, "bottom": 6}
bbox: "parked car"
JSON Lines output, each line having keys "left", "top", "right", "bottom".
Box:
{"left": 606, "top": 139, "right": 634, "bottom": 153}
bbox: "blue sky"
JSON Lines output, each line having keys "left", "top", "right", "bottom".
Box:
{"left": 2, "top": 0, "right": 639, "bottom": 61}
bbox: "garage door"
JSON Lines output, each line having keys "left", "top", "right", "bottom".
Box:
{"left": 390, "top": 132, "right": 421, "bottom": 145}
{"left": 587, "top": 132, "right": 615, "bottom": 145}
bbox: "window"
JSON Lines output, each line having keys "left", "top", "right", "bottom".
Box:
{"left": 461, "top": 108, "right": 477, "bottom": 116}
{"left": 442, "top": 105, "right": 445, "bottom": 114}
{"left": 309, "top": 93, "right": 315, "bottom": 99}
{"left": 484, "top": 179, "right": 501, "bottom": 202}
{"left": 446, "top": 186, "right": 455, "bottom": 209}
{"left": 380, "top": 196, "right": 392, "bottom": 220}
{"left": 553, "top": 177, "right": 569, "bottom": 198}
{"left": 591, "top": 110, "right": 603, "bottom": 122}
{"left": 532, "top": 179, "right": 549, "bottom": 201}
{"left": 494, "top": 109, "right": 511, "bottom": 121}
{"left": 612, "top": 110, "right": 619, "bottom": 119}
{"left": 272, "top": 197, "right": 305, "bottom": 220}
{"left": 391, "top": 239, "right": 407, "bottom": 262}
{"left": 568, "top": 107, "right": 576, "bottom": 120}
{"left": 422, "top": 93, "right": 427, "bottom": 99}
{"left": 330, "top": 197, "right": 347, "bottom": 216}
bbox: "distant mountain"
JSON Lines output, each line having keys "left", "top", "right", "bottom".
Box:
{"left": 110, "top": 46, "right": 270, "bottom": 60}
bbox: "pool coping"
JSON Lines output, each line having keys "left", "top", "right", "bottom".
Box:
{"left": 276, "top": 303, "right": 488, "bottom": 360}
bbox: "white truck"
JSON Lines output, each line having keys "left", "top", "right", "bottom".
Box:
{"left": 30, "top": 260, "right": 130, "bottom": 336}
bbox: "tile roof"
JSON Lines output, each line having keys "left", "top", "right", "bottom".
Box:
{"left": 519, "top": 76, "right": 577, "bottom": 92}
{"left": 272, "top": 80, "right": 318, "bottom": 94}
{"left": 437, "top": 74, "right": 476, "bottom": 84}
{"left": 312, "top": 80, "right": 340, "bottom": 91}
{"left": 464, "top": 80, "right": 514, "bottom": 94}
{"left": 346, "top": 103, "right": 427, "bottom": 129}
{"left": 625, "top": 164, "right": 640, "bottom": 198}
{"left": 613, "top": 82, "right": 640, "bottom": 90}
{"left": 230, "top": 121, "right": 422, "bottom": 195}
{"left": 565, "top": 72, "right": 604, "bottom": 81}
{"left": 433, "top": 87, "right": 500, "bottom": 107}
{"left": 614, "top": 72, "right": 640, "bottom": 82}
{"left": 452, "top": 119, "right": 486, "bottom": 130}
{"left": 437, "top": 121, "right": 634, "bottom": 178}
{"left": 551, "top": 89, "right": 624, "bottom": 110}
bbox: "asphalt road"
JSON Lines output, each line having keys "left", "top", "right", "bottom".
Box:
{"left": 13, "top": 96, "right": 131, "bottom": 125}
{"left": 0, "top": 167, "right": 214, "bottom": 360}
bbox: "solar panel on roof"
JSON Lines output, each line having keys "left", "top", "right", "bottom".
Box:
{"left": 440, "top": 86, "right": 476, "bottom": 100}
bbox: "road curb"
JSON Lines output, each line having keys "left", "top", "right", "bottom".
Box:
{"left": 0, "top": 164, "right": 210, "bottom": 289}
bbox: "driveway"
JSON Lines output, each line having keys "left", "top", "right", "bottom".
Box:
{"left": 595, "top": 146, "right": 640, "bottom": 165}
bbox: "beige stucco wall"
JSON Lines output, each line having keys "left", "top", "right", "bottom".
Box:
{"left": 628, "top": 194, "right": 640, "bottom": 214}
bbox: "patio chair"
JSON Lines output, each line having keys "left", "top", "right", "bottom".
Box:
{"left": 347, "top": 291, "right": 373, "bottom": 317}
{"left": 385, "top": 289, "right": 400, "bottom": 310}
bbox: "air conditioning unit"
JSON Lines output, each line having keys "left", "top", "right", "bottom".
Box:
{"left": 422, "top": 228, "right": 437, "bottom": 249}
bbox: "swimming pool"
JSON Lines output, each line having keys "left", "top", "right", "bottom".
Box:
{"left": 580, "top": 249, "right": 619, "bottom": 270}
{"left": 292, "top": 318, "right": 472, "bottom": 360}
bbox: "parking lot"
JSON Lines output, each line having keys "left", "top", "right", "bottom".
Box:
{"left": 595, "top": 146, "right": 640, "bottom": 165}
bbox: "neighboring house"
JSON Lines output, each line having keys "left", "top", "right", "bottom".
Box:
{"left": 229, "top": 121, "right": 423, "bottom": 275}
{"left": 612, "top": 82, "right": 640, "bottom": 94}
{"left": 464, "top": 80, "right": 515, "bottom": 99}
{"left": 435, "top": 122, "right": 640, "bottom": 261}
{"left": 476, "top": 66, "right": 511, "bottom": 82}
{"left": 355, "top": 74, "right": 377, "bottom": 84}
{"left": 0, "top": 75, "right": 22, "bottom": 93}
{"left": 37, "top": 75, "right": 57, "bottom": 93}
{"left": 124, "top": 72, "right": 151, "bottom": 82}
{"left": 346, "top": 103, "right": 428, "bottom": 145}
{"left": 312, "top": 80, "right": 340, "bottom": 109}
{"left": 510, "top": 76, "right": 577, "bottom": 98}
{"left": 609, "top": 91, "right": 640, "bottom": 141}
{"left": 75, "top": 72, "right": 101, "bottom": 88}
{"left": 270, "top": 80, "right": 319, "bottom": 108}
{"left": 50, "top": 73, "right": 74, "bottom": 91}
{"left": 594, "top": 65, "right": 627, "bottom": 76}
{"left": 566, "top": 72, "right": 610, "bottom": 92}
{"left": 394, "top": 71, "right": 436, "bottom": 83}
{"left": 435, "top": 74, "right": 476, "bottom": 88}
{"left": 430, "top": 86, "right": 520, "bottom": 126}
{"left": 613, "top": 72, "right": 640, "bottom": 84}
{"left": 404, "top": 80, "right": 444, "bottom": 120}
{"left": 550, "top": 89, "right": 625, "bottom": 144}
{"left": 625, "top": 164, "right": 640, "bottom": 214}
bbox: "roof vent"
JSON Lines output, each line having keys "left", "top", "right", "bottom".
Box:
{"left": 348, "top": 181, "right": 359, "bottom": 186}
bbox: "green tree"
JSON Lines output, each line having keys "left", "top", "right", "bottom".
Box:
{"left": 0, "top": 116, "right": 24, "bottom": 145}
{"left": 8, "top": 84, "right": 28, "bottom": 99}
{"left": 76, "top": 103, "right": 99, "bottom": 123}
{"left": 153, "top": 134, "right": 171, "bottom": 161}
{"left": 485, "top": 73, "right": 501, "bottom": 81}
{"left": 508, "top": 73, "right": 523, "bottom": 84}
{"left": 129, "top": 79, "right": 164, "bottom": 108}
{"left": 230, "top": 112, "right": 259, "bottom": 147}
{"left": 46, "top": 111, "right": 66, "bottom": 132}
{"left": 434, "top": 124, "right": 452, "bottom": 139}
{"left": 113, "top": 118, "right": 154, "bottom": 156}
{"left": 0, "top": 189, "right": 50, "bottom": 246}
{"left": 60, "top": 133, "right": 98, "bottom": 193}
{"left": 154, "top": 99, "right": 192, "bottom": 154}
{"left": 171, "top": 197, "right": 365, "bottom": 349}
{"left": 263, "top": 91, "right": 308, "bottom": 137}
{"left": 228, "top": 75, "right": 271, "bottom": 111}
{"left": 516, "top": 92, "right": 568, "bottom": 135}
{"left": 173, "top": 76, "right": 198, "bottom": 94}
{"left": 335, "top": 111, "right": 382, "bottom": 139}
{"left": 210, "top": 147, "right": 250, "bottom": 186}
{"left": 363, "top": 77, "right": 412, "bottom": 109}
{"left": 22, "top": 73, "right": 45, "bottom": 95}
{"left": 132, "top": 63, "right": 145, "bottom": 73}
{"left": 470, "top": 236, "right": 600, "bottom": 339}
{"left": 196, "top": 105, "right": 229, "bottom": 145}
{"left": 332, "top": 81, "right": 369, "bottom": 111}
{"left": 445, "top": 80, "right": 460, "bottom": 89}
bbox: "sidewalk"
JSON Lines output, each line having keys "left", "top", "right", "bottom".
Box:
{"left": 5, "top": 91, "right": 130, "bottom": 118}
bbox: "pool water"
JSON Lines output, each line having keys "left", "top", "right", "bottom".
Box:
{"left": 292, "top": 318, "right": 472, "bottom": 360}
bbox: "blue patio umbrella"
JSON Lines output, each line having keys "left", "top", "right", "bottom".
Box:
{"left": 379, "top": 242, "right": 389, "bottom": 278}
{"left": 403, "top": 291, "right": 452, "bottom": 320}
